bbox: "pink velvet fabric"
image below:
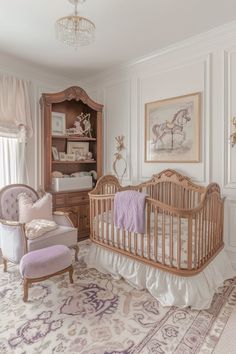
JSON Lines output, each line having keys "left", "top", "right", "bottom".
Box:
{"left": 114, "top": 190, "right": 146, "bottom": 234}
{"left": 19, "top": 245, "right": 72, "bottom": 279}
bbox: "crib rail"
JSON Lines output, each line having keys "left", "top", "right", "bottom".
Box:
{"left": 89, "top": 171, "right": 224, "bottom": 276}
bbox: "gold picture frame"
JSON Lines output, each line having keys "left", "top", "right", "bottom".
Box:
{"left": 145, "top": 92, "right": 200, "bottom": 163}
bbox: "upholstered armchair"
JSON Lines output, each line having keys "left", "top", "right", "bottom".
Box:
{"left": 0, "top": 184, "right": 79, "bottom": 271}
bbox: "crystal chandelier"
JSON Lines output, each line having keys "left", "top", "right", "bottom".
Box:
{"left": 55, "top": 0, "right": 95, "bottom": 48}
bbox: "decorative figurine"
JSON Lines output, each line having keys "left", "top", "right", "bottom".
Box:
{"left": 230, "top": 117, "right": 236, "bottom": 147}
{"left": 113, "top": 135, "right": 127, "bottom": 184}
{"left": 73, "top": 116, "right": 84, "bottom": 136}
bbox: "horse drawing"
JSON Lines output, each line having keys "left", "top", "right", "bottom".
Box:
{"left": 152, "top": 108, "right": 191, "bottom": 150}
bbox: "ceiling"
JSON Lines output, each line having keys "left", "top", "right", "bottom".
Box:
{"left": 1, "top": 0, "right": 236, "bottom": 80}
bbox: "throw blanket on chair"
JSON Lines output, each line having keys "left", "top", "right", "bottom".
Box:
{"left": 114, "top": 190, "right": 146, "bottom": 234}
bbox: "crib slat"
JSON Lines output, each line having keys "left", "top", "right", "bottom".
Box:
{"left": 177, "top": 216, "right": 181, "bottom": 269}
{"left": 201, "top": 208, "right": 205, "bottom": 265}
{"left": 101, "top": 200, "right": 104, "bottom": 243}
{"left": 111, "top": 198, "right": 114, "bottom": 246}
{"left": 170, "top": 214, "right": 173, "bottom": 267}
{"left": 204, "top": 204, "right": 208, "bottom": 260}
{"left": 162, "top": 212, "right": 165, "bottom": 265}
{"left": 95, "top": 199, "right": 99, "bottom": 240}
{"left": 105, "top": 199, "right": 109, "bottom": 244}
{"left": 216, "top": 202, "right": 221, "bottom": 249}
{"left": 141, "top": 232, "right": 144, "bottom": 258}
{"left": 92, "top": 199, "right": 95, "bottom": 239}
{"left": 212, "top": 196, "right": 216, "bottom": 254}
{"left": 122, "top": 229, "right": 125, "bottom": 250}
{"left": 154, "top": 207, "right": 158, "bottom": 262}
{"left": 128, "top": 231, "right": 131, "bottom": 253}
{"left": 220, "top": 200, "right": 224, "bottom": 246}
{"left": 147, "top": 203, "right": 151, "bottom": 260}
{"left": 198, "top": 210, "right": 202, "bottom": 267}
{"left": 90, "top": 199, "right": 93, "bottom": 239}
{"left": 194, "top": 214, "right": 198, "bottom": 269}
{"left": 212, "top": 196, "right": 217, "bottom": 252}
{"left": 117, "top": 226, "right": 120, "bottom": 249}
{"left": 188, "top": 216, "right": 193, "bottom": 270}
{"left": 134, "top": 233, "right": 137, "bottom": 256}
{"left": 207, "top": 199, "right": 210, "bottom": 257}
{"left": 208, "top": 197, "right": 212, "bottom": 255}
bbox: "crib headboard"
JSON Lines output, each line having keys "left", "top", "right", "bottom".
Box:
{"left": 90, "top": 169, "right": 206, "bottom": 209}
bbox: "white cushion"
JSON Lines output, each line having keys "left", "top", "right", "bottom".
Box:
{"left": 18, "top": 193, "right": 53, "bottom": 223}
{"left": 25, "top": 219, "right": 58, "bottom": 239}
{"left": 27, "top": 225, "right": 77, "bottom": 251}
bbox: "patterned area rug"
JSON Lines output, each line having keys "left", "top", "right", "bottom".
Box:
{"left": 0, "top": 241, "right": 236, "bottom": 354}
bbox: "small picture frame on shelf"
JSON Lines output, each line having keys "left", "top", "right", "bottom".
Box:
{"left": 67, "top": 141, "right": 89, "bottom": 158}
{"left": 59, "top": 152, "right": 67, "bottom": 161}
{"left": 51, "top": 146, "right": 59, "bottom": 160}
{"left": 52, "top": 112, "right": 66, "bottom": 136}
{"left": 66, "top": 153, "right": 76, "bottom": 161}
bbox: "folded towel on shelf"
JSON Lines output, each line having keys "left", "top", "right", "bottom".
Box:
{"left": 114, "top": 190, "right": 146, "bottom": 234}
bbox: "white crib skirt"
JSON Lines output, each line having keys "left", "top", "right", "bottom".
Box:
{"left": 86, "top": 243, "right": 235, "bottom": 310}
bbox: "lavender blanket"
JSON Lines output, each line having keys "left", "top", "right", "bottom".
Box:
{"left": 114, "top": 190, "right": 146, "bottom": 234}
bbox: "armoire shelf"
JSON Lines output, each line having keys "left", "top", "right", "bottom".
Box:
{"left": 40, "top": 86, "right": 103, "bottom": 240}
{"left": 52, "top": 136, "right": 97, "bottom": 141}
{"left": 52, "top": 160, "right": 96, "bottom": 164}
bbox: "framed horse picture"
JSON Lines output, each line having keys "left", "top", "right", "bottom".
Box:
{"left": 145, "top": 92, "right": 200, "bottom": 162}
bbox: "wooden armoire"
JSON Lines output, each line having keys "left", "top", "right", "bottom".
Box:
{"left": 40, "top": 86, "right": 103, "bottom": 240}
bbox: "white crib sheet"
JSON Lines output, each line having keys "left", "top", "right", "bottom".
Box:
{"left": 94, "top": 212, "right": 199, "bottom": 269}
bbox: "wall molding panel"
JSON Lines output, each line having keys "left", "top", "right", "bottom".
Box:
{"left": 137, "top": 55, "right": 212, "bottom": 184}
{"left": 103, "top": 80, "right": 132, "bottom": 183}
{"left": 223, "top": 49, "right": 236, "bottom": 190}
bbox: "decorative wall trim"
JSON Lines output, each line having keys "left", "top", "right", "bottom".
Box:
{"left": 103, "top": 80, "right": 131, "bottom": 183}
{"left": 130, "top": 20, "right": 236, "bottom": 68}
{"left": 223, "top": 49, "right": 236, "bottom": 189}
{"left": 224, "top": 200, "right": 236, "bottom": 252}
{"left": 203, "top": 53, "right": 212, "bottom": 184}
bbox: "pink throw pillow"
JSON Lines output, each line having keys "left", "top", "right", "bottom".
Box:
{"left": 18, "top": 193, "right": 53, "bottom": 223}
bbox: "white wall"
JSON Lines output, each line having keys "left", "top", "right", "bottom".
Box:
{"left": 80, "top": 21, "right": 236, "bottom": 267}
{"left": 0, "top": 52, "right": 73, "bottom": 189}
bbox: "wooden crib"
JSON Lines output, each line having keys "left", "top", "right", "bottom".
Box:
{"left": 89, "top": 169, "right": 224, "bottom": 276}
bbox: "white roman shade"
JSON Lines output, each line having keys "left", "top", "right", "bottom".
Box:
{"left": 0, "top": 75, "right": 33, "bottom": 188}
{"left": 0, "top": 75, "right": 32, "bottom": 138}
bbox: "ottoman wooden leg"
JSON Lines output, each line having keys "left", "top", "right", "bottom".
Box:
{"left": 3, "top": 258, "right": 7, "bottom": 272}
{"left": 69, "top": 265, "right": 74, "bottom": 284}
{"left": 23, "top": 278, "right": 29, "bottom": 302}
{"left": 74, "top": 245, "right": 79, "bottom": 262}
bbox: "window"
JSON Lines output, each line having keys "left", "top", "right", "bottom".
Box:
{"left": 0, "top": 136, "right": 26, "bottom": 188}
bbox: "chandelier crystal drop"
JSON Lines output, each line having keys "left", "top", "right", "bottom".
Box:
{"left": 55, "top": 0, "right": 95, "bottom": 48}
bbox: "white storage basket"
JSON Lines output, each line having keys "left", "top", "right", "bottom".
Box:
{"left": 51, "top": 176, "right": 92, "bottom": 192}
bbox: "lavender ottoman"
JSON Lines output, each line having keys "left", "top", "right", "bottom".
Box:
{"left": 19, "top": 245, "right": 73, "bottom": 302}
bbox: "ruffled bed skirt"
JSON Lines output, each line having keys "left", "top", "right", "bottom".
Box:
{"left": 86, "top": 243, "right": 235, "bottom": 310}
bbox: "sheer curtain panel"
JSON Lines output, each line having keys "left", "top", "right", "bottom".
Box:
{"left": 0, "top": 135, "right": 26, "bottom": 187}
